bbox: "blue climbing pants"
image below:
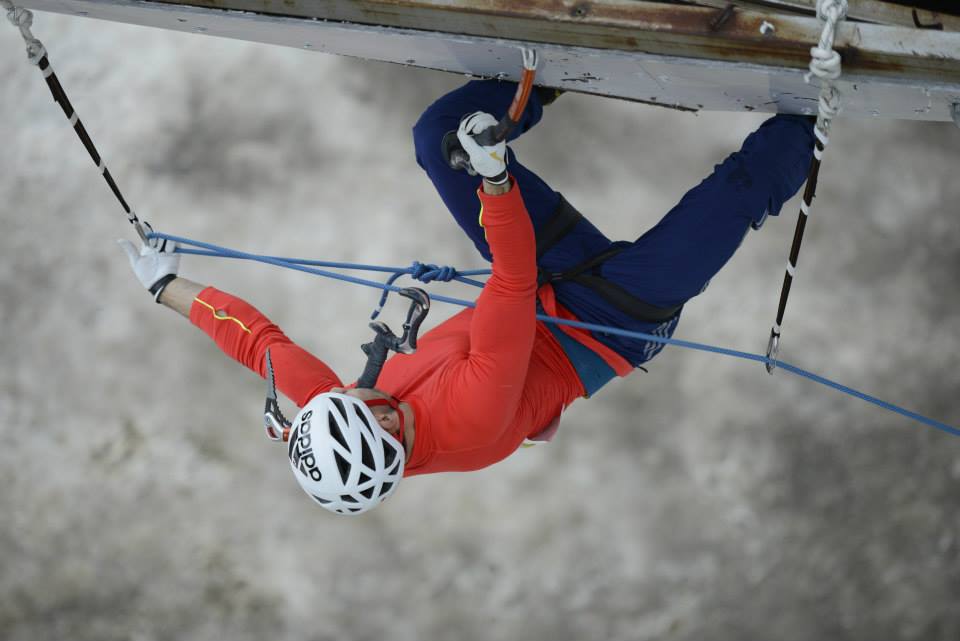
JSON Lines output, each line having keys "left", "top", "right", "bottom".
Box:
{"left": 412, "top": 80, "right": 815, "bottom": 367}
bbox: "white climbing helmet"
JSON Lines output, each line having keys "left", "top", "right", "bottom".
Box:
{"left": 286, "top": 392, "right": 404, "bottom": 515}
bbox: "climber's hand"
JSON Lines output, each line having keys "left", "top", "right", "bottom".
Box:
{"left": 456, "top": 111, "right": 508, "bottom": 183}
{"left": 118, "top": 224, "right": 180, "bottom": 302}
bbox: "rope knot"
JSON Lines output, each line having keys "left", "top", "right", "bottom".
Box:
{"left": 26, "top": 41, "right": 44, "bottom": 65}
{"left": 6, "top": 6, "right": 32, "bottom": 30}
{"left": 4, "top": 3, "right": 45, "bottom": 65}
{"left": 370, "top": 261, "right": 459, "bottom": 320}
{"left": 804, "top": 0, "right": 846, "bottom": 123}
{"left": 409, "top": 261, "right": 457, "bottom": 283}
{"left": 816, "top": 0, "right": 848, "bottom": 22}
{"left": 818, "top": 84, "right": 842, "bottom": 120}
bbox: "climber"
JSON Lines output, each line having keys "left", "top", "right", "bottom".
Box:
{"left": 119, "top": 79, "right": 815, "bottom": 514}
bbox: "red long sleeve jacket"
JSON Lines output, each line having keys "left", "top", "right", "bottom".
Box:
{"left": 190, "top": 181, "right": 631, "bottom": 476}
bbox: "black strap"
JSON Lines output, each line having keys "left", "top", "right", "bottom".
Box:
{"left": 539, "top": 243, "right": 627, "bottom": 284}
{"left": 535, "top": 197, "right": 682, "bottom": 324}
{"left": 535, "top": 195, "right": 582, "bottom": 260}
{"left": 149, "top": 273, "right": 178, "bottom": 303}
{"left": 570, "top": 274, "right": 681, "bottom": 323}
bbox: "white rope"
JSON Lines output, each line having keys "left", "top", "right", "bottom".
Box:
{"left": 3, "top": 0, "right": 46, "bottom": 65}
{"left": 804, "top": 0, "right": 848, "bottom": 134}
{"left": 813, "top": 124, "right": 829, "bottom": 147}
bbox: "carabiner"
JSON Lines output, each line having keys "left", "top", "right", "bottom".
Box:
{"left": 765, "top": 328, "right": 780, "bottom": 374}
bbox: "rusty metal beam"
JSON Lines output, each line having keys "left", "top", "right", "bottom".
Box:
{"left": 136, "top": 0, "right": 959, "bottom": 84}
{"left": 690, "top": 0, "right": 960, "bottom": 31}
{"left": 13, "top": 0, "right": 960, "bottom": 121}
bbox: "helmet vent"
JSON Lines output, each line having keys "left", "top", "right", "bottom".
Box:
{"left": 360, "top": 486, "right": 375, "bottom": 500}
{"left": 353, "top": 405, "right": 372, "bottom": 430}
{"left": 340, "top": 494, "right": 359, "bottom": 504}
{"left": 381, "top": 481, "right": 394, "bottom": 495}
{"left": 334, "top": 449, "right": 351, "bottom": 484}
{"left": 359, "top": 471, "right": 372, "bottom": 486}
{"left": 383, "top": 443, "right": 397, "bottom": 469}
{"left": 328, "top": 413, "right": 350, "bottom": 451}
{"left": 287, "top": 426, "right": 299, "bottom": 458}
{"left": 330, "top": 396, "right": 349, "bottom": 421}
{"left": 311, "top": 494, "right": 331, "bottom": 505}
{"left": 360, "top": 435, "right": 375, "bottom": 469}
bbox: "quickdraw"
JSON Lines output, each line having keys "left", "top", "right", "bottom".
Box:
{"left": 765, "top": 0, "right": 848, "bottom": 373}
{"left": 3, "top": 0, "right": 150, "bottom": 243}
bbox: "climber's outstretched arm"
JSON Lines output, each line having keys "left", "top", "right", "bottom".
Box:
{"left": 412, "top": 80, "right": 563, "bottom": 261}
{"left": 157, "top": 277, "right": 204, "bottom": 318}
{"left": 119, "top": 237, "right": 342, "bottom": 406}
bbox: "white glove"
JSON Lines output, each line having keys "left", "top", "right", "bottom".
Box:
{"left": 118, "top": 228, "right": 180, "bottom": 302}
{"left": 456, "top": 111, "right": 508, "bottom": 182}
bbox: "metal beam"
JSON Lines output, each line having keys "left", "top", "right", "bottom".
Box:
{"left": 12, "top": 0, "right": 960, "bottom": 121}
{"left": 130, "top": 0, "right": 960, "bottom": 84}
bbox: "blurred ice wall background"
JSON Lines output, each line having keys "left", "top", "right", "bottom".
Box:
{"left": 1, "top": 14, "right": 958, "bottom": 641}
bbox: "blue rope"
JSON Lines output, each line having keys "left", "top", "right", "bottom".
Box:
{"left": 370, "top": 261, "right": 487, "bottom": 320}
{"left": 152, "top": 232, "right": 960, "bottom": 438}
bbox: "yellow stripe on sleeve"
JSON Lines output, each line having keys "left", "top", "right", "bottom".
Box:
{"left": 194, "top": 297, "right": 252, "bottom": 334}
{"left": 478, "top": 200, "right": 488, "bottom": 241}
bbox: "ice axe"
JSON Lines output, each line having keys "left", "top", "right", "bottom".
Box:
{"left": 446, "top": 48, "right": 539, "bottom": 174}
{"left": 263, "top": 348, "right": 292, "bottom": 442}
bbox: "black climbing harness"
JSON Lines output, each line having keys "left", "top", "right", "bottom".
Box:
{"left": 534, "top": 197, "right": 682, "bottom": 324}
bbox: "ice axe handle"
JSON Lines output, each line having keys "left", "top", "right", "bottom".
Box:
{"left": 357, "top": 326, "right": 393, "bottom": 389}
{"left": 445, "top": 48, "right": 537, "bottom": 172}
{"left": 445, "top": 120, "right": 512, "bottom": 174}
{"left": 473, "top": 119, "right": 514, "bottom": 147}
{"left": 475, "top": 50, "right": 536, "bottom": 146}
